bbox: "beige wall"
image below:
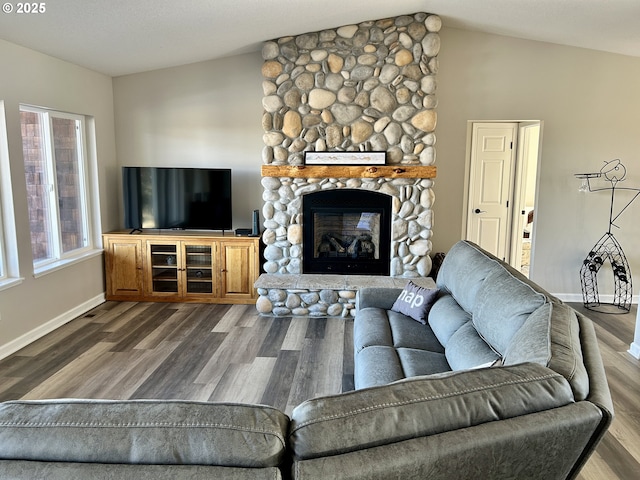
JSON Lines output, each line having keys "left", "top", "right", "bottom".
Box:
{"left": 113, "top": 53, "right": 265, "bottom": 230}
{"left": 0, "top": 39, "right": 117, "bottom": 354}
{"left": 4, "top": 23, "right": 640, "bottom": 356}
{"left": 113, "top": 27, "right": 640, "bottom": 299}
{"left": 435, "top": 27, "right": 640, "bottom": 298}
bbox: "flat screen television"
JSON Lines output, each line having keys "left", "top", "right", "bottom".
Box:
{"left": 122, "top": 167, "right": 232, "bottom": 231}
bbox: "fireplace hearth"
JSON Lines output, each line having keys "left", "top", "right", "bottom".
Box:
{"left": 303, "top": 189, "right": 391, "bottom": 275}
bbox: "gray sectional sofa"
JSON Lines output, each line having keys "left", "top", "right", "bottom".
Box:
{"left": 352, "top": 240, "right": 613, "bottom": 478}
{"left": 0, "top": 240, "right": 612, "bottom": 479}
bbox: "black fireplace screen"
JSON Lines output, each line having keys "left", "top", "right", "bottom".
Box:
{"left": 313, "top": 212, "right": 380, "bottom": 260}
{"left": 302, "top": 190, "right": 391, "bottom": 275}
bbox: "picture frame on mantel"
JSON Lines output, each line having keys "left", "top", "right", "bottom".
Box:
{"left": 304, "top": 151, "right": 386, "bottom": 165}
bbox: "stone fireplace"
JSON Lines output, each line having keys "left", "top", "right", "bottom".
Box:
{"left": 256, "top": 12, "right": 440, "bottom": 316}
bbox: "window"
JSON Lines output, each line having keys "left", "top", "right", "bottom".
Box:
{"left": 0, "top": 185, "right": 5, "bottom": 279}
{"left": 0, "top": 101, "right": 20, "bottom": 289}
{"left": 20, "top": 105, "right": 98, "bottom": 273}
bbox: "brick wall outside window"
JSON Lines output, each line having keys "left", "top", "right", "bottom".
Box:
{"left": 52, "top": 117, "right": 83, "bottom": 253}
{"left": 20, "top": 111, "right": 85, "bottom": 263}
{"left": 21, "top": 111, "right": 52, "bottom": 262}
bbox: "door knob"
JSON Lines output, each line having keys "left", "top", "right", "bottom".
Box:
{"left": 474, "top": 208, "right": 486, "bottom": 214}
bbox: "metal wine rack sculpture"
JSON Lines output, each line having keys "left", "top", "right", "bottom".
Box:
{"left": 580, "top": 233, "right": 632, "bottom": 312}
{"left": 575, "top": 159, "right": 640, "bottom": 313}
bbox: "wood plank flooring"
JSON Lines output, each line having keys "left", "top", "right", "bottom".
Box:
{"left": 571, "top": 303, "right": 640, "bottom": 480}
{"left": 0, "top": 300, "right": 638, "bottom": 478}
{"left": 0, "top": 302, "right": 353, "bottom": 416}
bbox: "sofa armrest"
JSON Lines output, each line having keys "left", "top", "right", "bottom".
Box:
{"left": 576, "top": 312, "right": 613, "bottom": 417}
{"left": 289, "top": 363, "right": 575, "bottom": 460}
{"left": 0, "top": 400, "right": 288, "bottom": 468}
{"left": 566, "top": 311, "right": 614, "bottom": 479}
{"left": 356, "top": 287, "right": 402, "bottom": 311}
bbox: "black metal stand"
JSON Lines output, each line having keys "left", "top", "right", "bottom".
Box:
{"left": 580, "top": 232, "right": 632, "bottom": 312}
{"left": 575, "top": 160, "right": 640, "bottom": 313}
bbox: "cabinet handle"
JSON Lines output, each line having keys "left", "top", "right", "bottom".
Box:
{"left": 221, "top": 269, "right": 227, "bottom": 273}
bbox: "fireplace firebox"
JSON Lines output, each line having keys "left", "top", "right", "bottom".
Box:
{"left": 302, "top": 190, "right": 391, "bottom": 275}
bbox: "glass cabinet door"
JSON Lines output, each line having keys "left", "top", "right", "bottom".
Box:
{"left": 149, "top": 243, "right": 179, "bottom": 294}
{"left": 184, "top": 243, "right": 214, "bottom": 295}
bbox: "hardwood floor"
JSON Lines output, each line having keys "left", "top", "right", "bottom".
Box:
{"left": 0, "top": 302, "right": 353, "bottom": 416}
{"left": 571, "top": 303, "right": 640, "bottom": 480}
{"left": 0, "top": 300, "right": 638, "bottom": 478}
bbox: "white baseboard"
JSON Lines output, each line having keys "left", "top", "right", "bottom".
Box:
{"left": 554, "top": 293, "right": 639, "bottom": 304}
{"left": 0, "top": 294, "right": 105, "bottom": 361}
{"left": 554, "top": 293, "right": 584, "bottom": 303}
{"left": 628, "top": 342, "right": 640, "bottom": 360}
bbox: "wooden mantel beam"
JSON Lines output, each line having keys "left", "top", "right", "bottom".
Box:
{"left": 261, "top": 164, "right": 436, "bottom": 179}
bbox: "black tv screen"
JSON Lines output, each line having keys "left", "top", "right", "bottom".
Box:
{"left": 123, "top": 167, "right": 232, "bottom": 231}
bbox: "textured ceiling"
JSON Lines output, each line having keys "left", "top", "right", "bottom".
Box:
{"left": 0, "top": 0, "right": 639, "bottom": 76}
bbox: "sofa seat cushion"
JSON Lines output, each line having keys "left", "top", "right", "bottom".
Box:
{"left": 354, "top": 308, "right": 444, "bottom": 353}
{"left": 354, "top": 346, "right": 405, "bottom": 389}
{"left": 445, "top": 322, "right": 500, "bottom": 370}
{"left": 354, "top": 346, "right": 450, "bottom": 389}
{"left": 0, "top": 400, "right": 288, "bottom": 468}
{"left": 397, "top": 348, "right": 451, "bottom": 378}
{"left": 354, "top": 305, "right": 450, "bottom": 389}
{"left": 388, "top": 311, "right": 444, "bottom": 352}
{"left": 289, "top": 363, "right": 575, "bottom": 461}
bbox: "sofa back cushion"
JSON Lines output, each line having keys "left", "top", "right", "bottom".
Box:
{"left": 0, "top": 400, "right": 289, "bottom": 468}
{"left": 428, "top": 293, "right": 472, "bottom": 348}
{"left": 436, "top": 241, "right": 501, "bottom": 313}
{"left": 472, "top": 267, "right": 547, "bottom": 356}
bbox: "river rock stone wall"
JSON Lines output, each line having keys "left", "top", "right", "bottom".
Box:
{"left": 256, "top": 286, "right": 357, "bottom": 318}
{"left": 260, "top": 12, "right": 440, "bottom": 278}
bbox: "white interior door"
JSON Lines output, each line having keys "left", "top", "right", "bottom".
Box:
{"left": 466, "top": 123, "right": 517, "bottom": 261}
{"left": 509, "top": 124, "right": 540, "bottom": 273}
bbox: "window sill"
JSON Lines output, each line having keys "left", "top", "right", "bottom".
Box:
{"left": 33, "top": 248, "right": 103, "bottom": 278}
{"left": 0, "top": 277, "right": 24, "bottom": 292}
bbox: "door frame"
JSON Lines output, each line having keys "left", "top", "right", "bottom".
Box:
{"left": 462, "top": 120, "right": 543, "bottom": 274}
{"left": 509, "top": 123, "right": 542, "bottom": 270}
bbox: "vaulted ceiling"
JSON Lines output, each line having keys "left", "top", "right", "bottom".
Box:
{"left": 1, "top": 0, "right": 639, "bottom": 76}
